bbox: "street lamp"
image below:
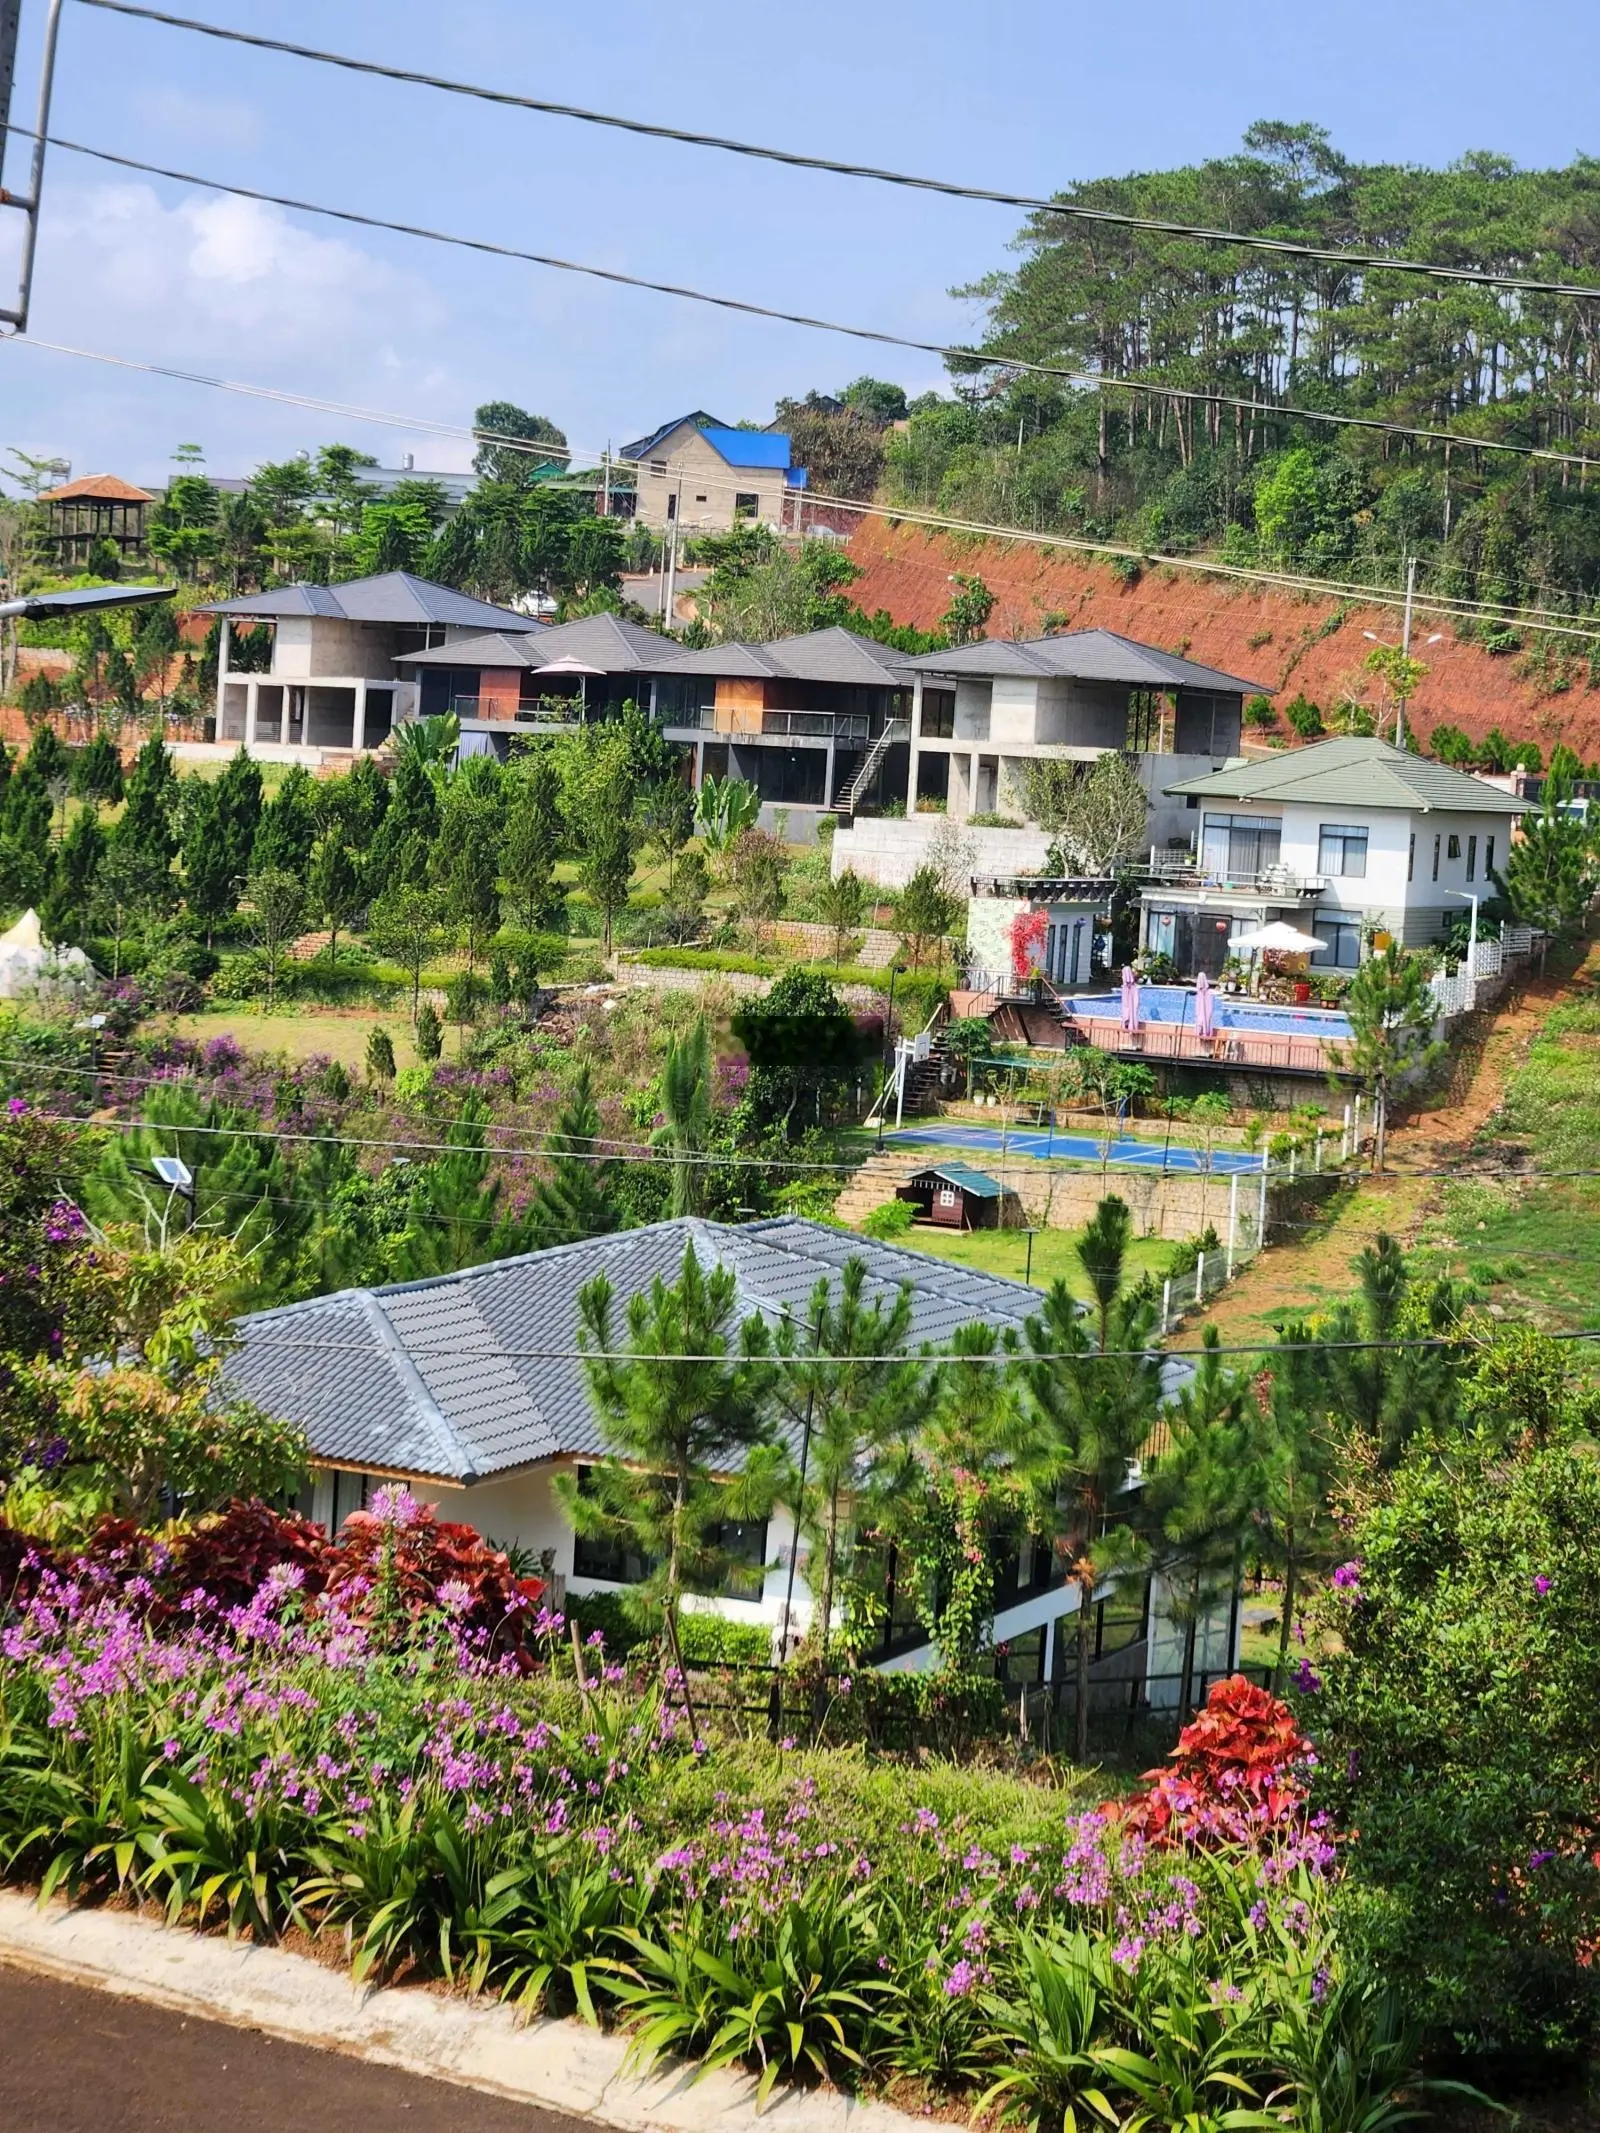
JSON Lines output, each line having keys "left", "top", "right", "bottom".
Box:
{"left": 148, "top": 1153, "right": 196, "bottom": 1224}
{"left": 1360, "top": 555, "right": 1443, "bottom": 748}
{"left": 1444, "top": 888, "right": 1480, "bottom": 974}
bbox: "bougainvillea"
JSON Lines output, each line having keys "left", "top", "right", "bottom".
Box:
{"left": 1008, "top": 906, "right": 1049, "bottom": 983}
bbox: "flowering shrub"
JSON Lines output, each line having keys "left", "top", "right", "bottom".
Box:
{"left": 1008, "top": 907, "right": 1049, "bottom": 983}
{"left": 320, "top": 1488, "right": 546, "bottom": 1664}
{"left": 1113, "top": 1676, "right": 1322, "bottom": 1847}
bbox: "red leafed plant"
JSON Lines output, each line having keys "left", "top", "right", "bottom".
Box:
{"left": 322, "top": 1504, "right": 545, "bottom": 1664}
{"left": 0, "top": 1520, "right": 58, "bottom": 1609}
{"left": 170, "top": 1500, "right": 329, "bottom": 1611}
{"left": 1110, "top": 1675, "right": 1315, "bottom": 1845}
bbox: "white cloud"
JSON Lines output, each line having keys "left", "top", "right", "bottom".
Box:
{"left": 39, "top": 183, "right": 435, "bottom": 361}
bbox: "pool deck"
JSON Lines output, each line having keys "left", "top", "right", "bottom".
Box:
{"left": 954, "top": 988, "right": 1350, "bottom": 1077}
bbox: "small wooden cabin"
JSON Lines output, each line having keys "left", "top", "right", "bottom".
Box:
{"left": 896, "top": 1162, "right": 1015, "bottom": 1231}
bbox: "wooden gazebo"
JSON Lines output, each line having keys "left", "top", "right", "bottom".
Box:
{"left": 39, "top": 474, "right": 156, "bottom": 567}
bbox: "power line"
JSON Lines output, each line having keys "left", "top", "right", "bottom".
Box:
{"left": 10, "top": 329, "right": 1600, "bottom": 644}
{"left": 10, "top": 126, "right": 1598, "bottom": 475}
{"left": 212, "top": 1325, "right": 1600, "bottom": 1366}
{"left": 68, "top": 0, "right": 1600, "bottom": 306}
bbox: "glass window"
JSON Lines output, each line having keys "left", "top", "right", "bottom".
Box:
{"left": 1447, "top": 834, "right": 1461, "bottom": 860}
{"left": 1094, "top": 1577, "right": 1151, "bottom": 1661}
{"left": 734, "top": 492, "right": 759, "bottom": 518}
{"left": 1312, "top": 917, "right": 1362, "bottom": 969}
{"left": 1200, "top": 812, "right": 1282, "bottom": 881}
{"left": 1466, "top": 835, "right": 1478, "bottom": 882}
{"left": 1432, "top": 834, "right": 1441, "bottom": 881}
{"left": 1408, "top": 832, "right": 1415, "bottom": 883}
{"left": 1317, "top": 824, "right": 1369, "bottom": 878}
{"left": 665, "top": 493, "right": 677, "bottom": 521}
{"left": 920, "top": 689, "right": 955, "bottom": 739}
{"left": 1485, "top": 836, "right": 1496, "bottom": 880}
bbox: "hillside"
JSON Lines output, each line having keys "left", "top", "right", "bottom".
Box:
{"left": 845, "top": 517, "right": 1600, "bottom": 757}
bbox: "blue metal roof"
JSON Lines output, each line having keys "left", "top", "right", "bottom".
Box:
{"left": 699, "top": 426, "right": 793, "bottom": 470}
{"left": 906, "top": 1163, "right": 1007, "bottom": 1199}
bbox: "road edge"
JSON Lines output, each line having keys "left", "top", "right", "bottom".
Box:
{"left": 0, "top": 1890, "right": 931, "bottom": 2133}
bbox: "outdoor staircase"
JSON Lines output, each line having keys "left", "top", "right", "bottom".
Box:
{"left": 832, "top": 1150, "right": 928, "bottom": 1227}
{"left": 831, "top": 717, "right": 909, "bottom": 817}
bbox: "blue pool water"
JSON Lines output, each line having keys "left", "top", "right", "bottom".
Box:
{"left": 1065, "top": 986, "right": 1352, "bottom": 1041}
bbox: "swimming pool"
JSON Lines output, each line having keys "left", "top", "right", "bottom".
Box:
{"left": 1065, "top": 986, "right": 1353, "bottom": 1041}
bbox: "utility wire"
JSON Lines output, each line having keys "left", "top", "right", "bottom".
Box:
{"left": 9, "top": 125, "right": 1598, "bottom": 475}
{"left": 68, "top": 0, "right": 1600, "bottom": 305}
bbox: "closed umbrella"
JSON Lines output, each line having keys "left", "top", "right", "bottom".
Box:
{"left": 1194, "top": 970, "right": 1216, "bottom": 1038}
{"left": 1120, "top": 965, "right": 1140, "bottom": 1033}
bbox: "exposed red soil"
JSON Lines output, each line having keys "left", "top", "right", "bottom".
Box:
{"left": 846, "top": 519, "right": 1600, "bottom": 756}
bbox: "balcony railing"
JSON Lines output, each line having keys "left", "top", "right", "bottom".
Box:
{"left": 762, "top": 710, "right": 870, "bottom": 741}
{"left": 656, "top": 705, "right": 717, "bottom": 730}
{"left": 1144, "top": 853, "right": 1328, "bottom": 898}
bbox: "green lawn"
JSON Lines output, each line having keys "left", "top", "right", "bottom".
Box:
{"left": 879, "top": 1219, "right": 1173, "bottom": 1292}
{"left": 157, "top": 1005, "right": 429, "bottom": 1073}
{"left": 1410, "top": 984, "right": 1600, "bottom": 1334}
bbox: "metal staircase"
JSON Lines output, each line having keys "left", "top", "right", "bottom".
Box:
{"left": 832, "top": 717, "right": 909, "bottom": 817}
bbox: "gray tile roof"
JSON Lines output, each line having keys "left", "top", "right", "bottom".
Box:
{"left": 1164, "top": 736, "right": 1529, "bottom": 815}
{"left": 655, "top": 627, "right": 914, "bottom": 686}
{"left": 903, "top": 627, "right": 1268, "bottom": 695}
{"left": 224, "top": 1218, "right": 1050, "bottom": 1484}
{"left": 199, "top": 571, "right": 544, "bottom": 632}
{"left": 393, "top": 612, "right": 679, "bottom": 674}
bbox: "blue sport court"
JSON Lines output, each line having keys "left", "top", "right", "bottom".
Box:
{"left": 882, "top": 1123, "right": 1268, "bottom": 1174}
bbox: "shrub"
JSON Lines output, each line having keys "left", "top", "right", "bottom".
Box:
{"left": 1244, "top": 693, "right": 1278, "bottom": 730}
{"left": 1313, "top": 1436, "right": 1600, "bottom": 2055}
{"left": 321, "top": 1490, "right": 547, "bottom": 1665}
{"left": 365, "top": 1027, "right": 396, "bottom": 1083}
{"left": 414, "top": 1000, "right": 443, "bottom": 1061}
{"left": 860, "top": 1197, "right": 915, "bottom": 1240}
{"left": 1113, "top": 1676, "right": 1317, "bottom": 1846}
{"left": 169, "top": 1499, "right": 329, "bottom": 1611}
{"left": 1284, "top": 693, "right": 1324, "bottom": 738}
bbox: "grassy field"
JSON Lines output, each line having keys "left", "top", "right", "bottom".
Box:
{"left": 155, "top": 1005, "right": 430, "bottom": 1073}
{"left": 876, "top": 1219, "right": 1174, "bottom": 1292}
{"left": 1409, "top": 982, "right": 1600, "bottom": 1333}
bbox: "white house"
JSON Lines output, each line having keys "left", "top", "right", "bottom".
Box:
{"left": 224, "top": 1217, "right": 1227, "bottom": 1700}
{"left": 1146, "top": 736, "right": 1529, "bottom": 975}
{"left": 200, "top": 571, "right": 543, "bottom": 763}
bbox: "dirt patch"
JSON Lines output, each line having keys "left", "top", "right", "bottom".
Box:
{"left": 847, "top": 519, "right": 1600, "bottom": 756}
{"left": 1188, "top": 943, "right": 1599, "bottom": 1347}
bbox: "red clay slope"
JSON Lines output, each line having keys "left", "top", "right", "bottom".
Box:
{"left": 847, "top": 519, "right": 1600, "bottom": 756}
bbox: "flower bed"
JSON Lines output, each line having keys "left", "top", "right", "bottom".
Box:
{"left": 0, "top": 1491, "right": 1436, "bottom": 2127}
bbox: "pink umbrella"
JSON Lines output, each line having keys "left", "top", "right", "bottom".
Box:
{"left": 1120, "top": 965, "right": 1140, "bottom": 1033}
{"left": 1194, "top": 970, "right": 1216, "bottom": 1040}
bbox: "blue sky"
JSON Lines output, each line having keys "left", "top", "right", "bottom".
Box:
{"left": 2, "top": 0, "right": 1596, "bottom": 488}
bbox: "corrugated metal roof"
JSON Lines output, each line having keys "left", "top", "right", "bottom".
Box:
{"left": 904, "top": 628, "right": 1268, "bottom": 694}
{"left": 1164, "top": 736, "right": 1529, "bottom": 815}
{"left": 697, "top": 427, "right": 793, "bottom": 470}
{"left": 224, "top": 1218, "right": 1049, "bottom": 1483}
{"left": 906, "top": 1164, "right": 1007, "bottom": 1199}
{"left": 199, "top": 571, "right": 544, "bottom": 631}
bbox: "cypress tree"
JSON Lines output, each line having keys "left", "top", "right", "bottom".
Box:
{"left": 368, "top": 750, "right": 437, "bottom": 897}
{"left": 250, "top": 763, "right": 318, "bottom": 875}
{"left": 526, "top": 1066, "right": 620, "bottom": 1247}
{"left": 114, "top": 734, "right": 178, "bottom": 865}
{"left": 43, "top": 804, "right": 105, "bottom": 940}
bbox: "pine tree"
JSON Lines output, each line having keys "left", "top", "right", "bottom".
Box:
{"left": 309, "top": 830, "right": 362, "bottom": 960}
{"left": 499, "top": 753, "right": 563, "bottom": 932}
{"left": 182, "top": 781, "right": 235, "bottom": 940}
{"left": 558, "top": 1242, "right": 778, "bottom": 1633}
{"left": 1336, "top": 945, "right": 1444, "bottom": 1170}
{"left": 212, "top": 747, "right": 264, "bottom": 886}
{"left": 43, "top": 804, "right": 105, "bottom": 940}
{"left": 434, "top": 785, "right": 502, "bottom": 971}
{"left": 367, "top": 750, "right": 437, "bottom": 897}
{"left": 365, "top": 1028, "right": 396, "bottom": 1083}
{"left": 27, "top": 722, "right": 67, "bottom": 790}
{"left": 70, "top": 732, "right": 123, "bottom": 803}
{"left": 1495, "top": 794, "right": 1600, "bottom": 970}
{"left": 526, "top": 1065, "right": 620, "bottom": 1246}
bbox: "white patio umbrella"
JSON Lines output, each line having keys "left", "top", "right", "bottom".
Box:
{"left": 1228, "top": 921, "right": 1323, "bottom": 955}
{"left": 530, "top": 654, "right": 607, "bottom": 717}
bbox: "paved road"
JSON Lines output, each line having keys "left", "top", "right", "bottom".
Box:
{"left": 883, "top": 1122, "right": 1267, "bottom": 1173}
{"left": 0, "top": 1966, "right": 590, "bottom": 2132}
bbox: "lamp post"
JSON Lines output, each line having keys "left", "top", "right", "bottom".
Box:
{"left": 1360, "top": 558, "right": 1443, "bottom": 748}
{"left": 875, "top": 964, "right": 902, "bottom": 1150}
{"left": 1445, "top": 888, "right": 1480, "bottom": 974}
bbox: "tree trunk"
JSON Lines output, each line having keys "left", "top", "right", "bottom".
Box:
{"left": 819, "top": 1482, "right": 841, "bottom": 1673}
{"left": 1179, "top": 1596, "right": 1198, "bottom": 1717}
{"left": 1074, "top": 1576, "right": 1092, "bottom": 1762}
{"left": 1273, "top": 1549, "right": 1298, "bottom": 1693}
{"left": 1372, "top": 1083, "right": 1387, "bottom": 1173}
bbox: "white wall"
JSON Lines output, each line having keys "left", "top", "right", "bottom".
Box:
{"left": 832, "top": 815, "right": 1052, "bottom": 888}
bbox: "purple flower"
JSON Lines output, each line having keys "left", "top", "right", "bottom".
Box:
{"left": 1292, "top": 1657, "right": 1322, "bottom": 1694}
{"left": 8, "top": 1097, "right": 26, "bottom": 1115}
{"left": 1533, "top": 1574, "right": 1552, "bottom": 1597}
{"left": 943, "top": 1959, "right": 977, "bottom": 1998}
{"left": 1529, "top": 1849, "right": 1557, "bottom": 1871}
{"left": 1331, "top": 1561, "right": 1362, "bottom": 1594}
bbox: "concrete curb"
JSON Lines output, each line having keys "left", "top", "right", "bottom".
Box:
{"left": 0, "top": 1890, "right": 933, "bottom": 2133}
